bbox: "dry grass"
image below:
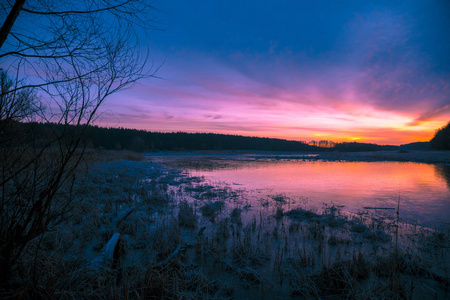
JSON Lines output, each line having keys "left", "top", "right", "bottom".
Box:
{"left": 4, "top": 157, "right": 449, "bottom": 299}
{"left": 177, "top": 200, "right": 197, "bottom": 229}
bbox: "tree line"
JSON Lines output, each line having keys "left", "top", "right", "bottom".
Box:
{"left": 17, "top": 121, "right": 400, "bottom": 152}
{"left": 430, "top": 121, "right": 450, "bottom": 150}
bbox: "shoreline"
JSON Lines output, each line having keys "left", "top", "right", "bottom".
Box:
{"left": 5, "top": 154, "right": 449, "bottom": 299}
{"left": 317, "top": 150, "right": 450, "bottom": 164}
{"left": 145, "top": 150, "right": 450, "bottom": 165}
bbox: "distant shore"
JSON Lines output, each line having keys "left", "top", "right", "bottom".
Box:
{"left": 316, "top": 150, "right": 450, "bottom": 164}
{"left": 147, "top": 150, "right": 450, "bottom": 165}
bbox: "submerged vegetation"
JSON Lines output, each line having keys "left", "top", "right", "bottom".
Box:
{"left": 2, "top": 155, "right": 449, "bottom": 299}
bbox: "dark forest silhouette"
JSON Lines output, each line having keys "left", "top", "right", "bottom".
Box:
{"left": 430, "top": 121, "right": 450, "bottom": 150}
{"left": 15, "top": 121, "right": 401, "bottom": 152}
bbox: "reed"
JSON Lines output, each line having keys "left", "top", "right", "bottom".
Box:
{"left": 5, "top": 157, "right": 449, "bottom": 299}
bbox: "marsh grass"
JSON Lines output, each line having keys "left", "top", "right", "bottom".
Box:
{"left": 177, "top": 200, "right": 197, "bottom": 229}
{"left": 285, "top": 207, "right": 319, "bottom": 220}
{"left": 230, "top": 207, "right": 243, "bottom": 226}
{"left": 200, "top": 201, "right": 224, "bottom": 221}
{"left": 5, "top": 158, "right": 450, "bottom": 299}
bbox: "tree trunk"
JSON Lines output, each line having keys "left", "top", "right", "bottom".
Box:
{"left": 0, "top": 249, "right": 12, "bottom": 283}
{"left": 0, "top": 0, "right": 26, "bottom": 51}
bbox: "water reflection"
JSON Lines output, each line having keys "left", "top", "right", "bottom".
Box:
{"left": 434, "top": 164, "right": 450, "bottom": 190}
{"left": 188, "top": 161, "right": 450, "bottom": 226}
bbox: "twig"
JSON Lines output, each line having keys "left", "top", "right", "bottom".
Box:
{"left": 155, "top": 245, "right": 183, "bottom": 267}
{"left": 114, "top": 207, "right": 135, "bottom": 229}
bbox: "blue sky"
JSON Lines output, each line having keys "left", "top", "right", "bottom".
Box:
{"left": 103, "top": 0, "right": 450, "bottom": 144}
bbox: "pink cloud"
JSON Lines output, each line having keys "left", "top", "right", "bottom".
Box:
{"left": 100, "top": 45, "right": 449, "bottom": 145}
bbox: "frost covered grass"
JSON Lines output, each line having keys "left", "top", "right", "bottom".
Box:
{"left": 4, "top": 154, "right": 450, "bottom": 299}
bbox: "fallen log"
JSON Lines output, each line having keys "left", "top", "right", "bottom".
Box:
{"left": 104, "top": 233, "right": 121, "bottom": 261}
{"left": 88, "top": 233, "right": 122, "bottom": 271}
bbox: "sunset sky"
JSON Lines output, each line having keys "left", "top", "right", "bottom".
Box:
{"left": 102, "top": 0, "right": 450, "bottom": 145}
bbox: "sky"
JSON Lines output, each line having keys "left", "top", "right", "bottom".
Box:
{"left": 102, "top": 0, "right": 450, "bottom": 145}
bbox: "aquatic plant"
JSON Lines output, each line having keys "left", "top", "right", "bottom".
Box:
{"left": 6, "top": 158, "right": 450, "bottom": 299}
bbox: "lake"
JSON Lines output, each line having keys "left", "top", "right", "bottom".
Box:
{"left": 184, "top": 159, "right": 450, "bottom": 226}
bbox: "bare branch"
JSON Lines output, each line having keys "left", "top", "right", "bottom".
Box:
{"left": 21, "top": 0, "right": 133, "bottom": 16}
{"left": 0, "top": 0, "right": 26, "bottom": 50}
{"left": 0, "top": 0, "right": 157, "bottom": 281}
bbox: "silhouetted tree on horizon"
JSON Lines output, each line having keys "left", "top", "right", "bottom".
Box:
{"left": 430, "top": 121, "right": 450, "bottom": 150}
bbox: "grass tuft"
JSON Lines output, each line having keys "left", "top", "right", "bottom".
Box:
{"left": 177, "top": 200, "right": 197, "bottom": 229}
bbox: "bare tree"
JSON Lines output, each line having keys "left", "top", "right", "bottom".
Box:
{"left": 0, "top": 0, "right": 155, "bottom": 281}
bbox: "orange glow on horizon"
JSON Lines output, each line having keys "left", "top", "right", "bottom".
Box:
{"left": 104, "top": 84, "right": 450, "bottom": 145}
{"left": 100, "top": 111, "right": 447, "bottom": 145}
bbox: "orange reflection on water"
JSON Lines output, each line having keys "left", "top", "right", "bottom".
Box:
{"left": 191, "top": 161, "right": 450, "bottom": 225}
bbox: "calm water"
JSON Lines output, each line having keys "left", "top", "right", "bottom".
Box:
{"left": 188, "top": 160, "right": 450, "bottom": 226}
